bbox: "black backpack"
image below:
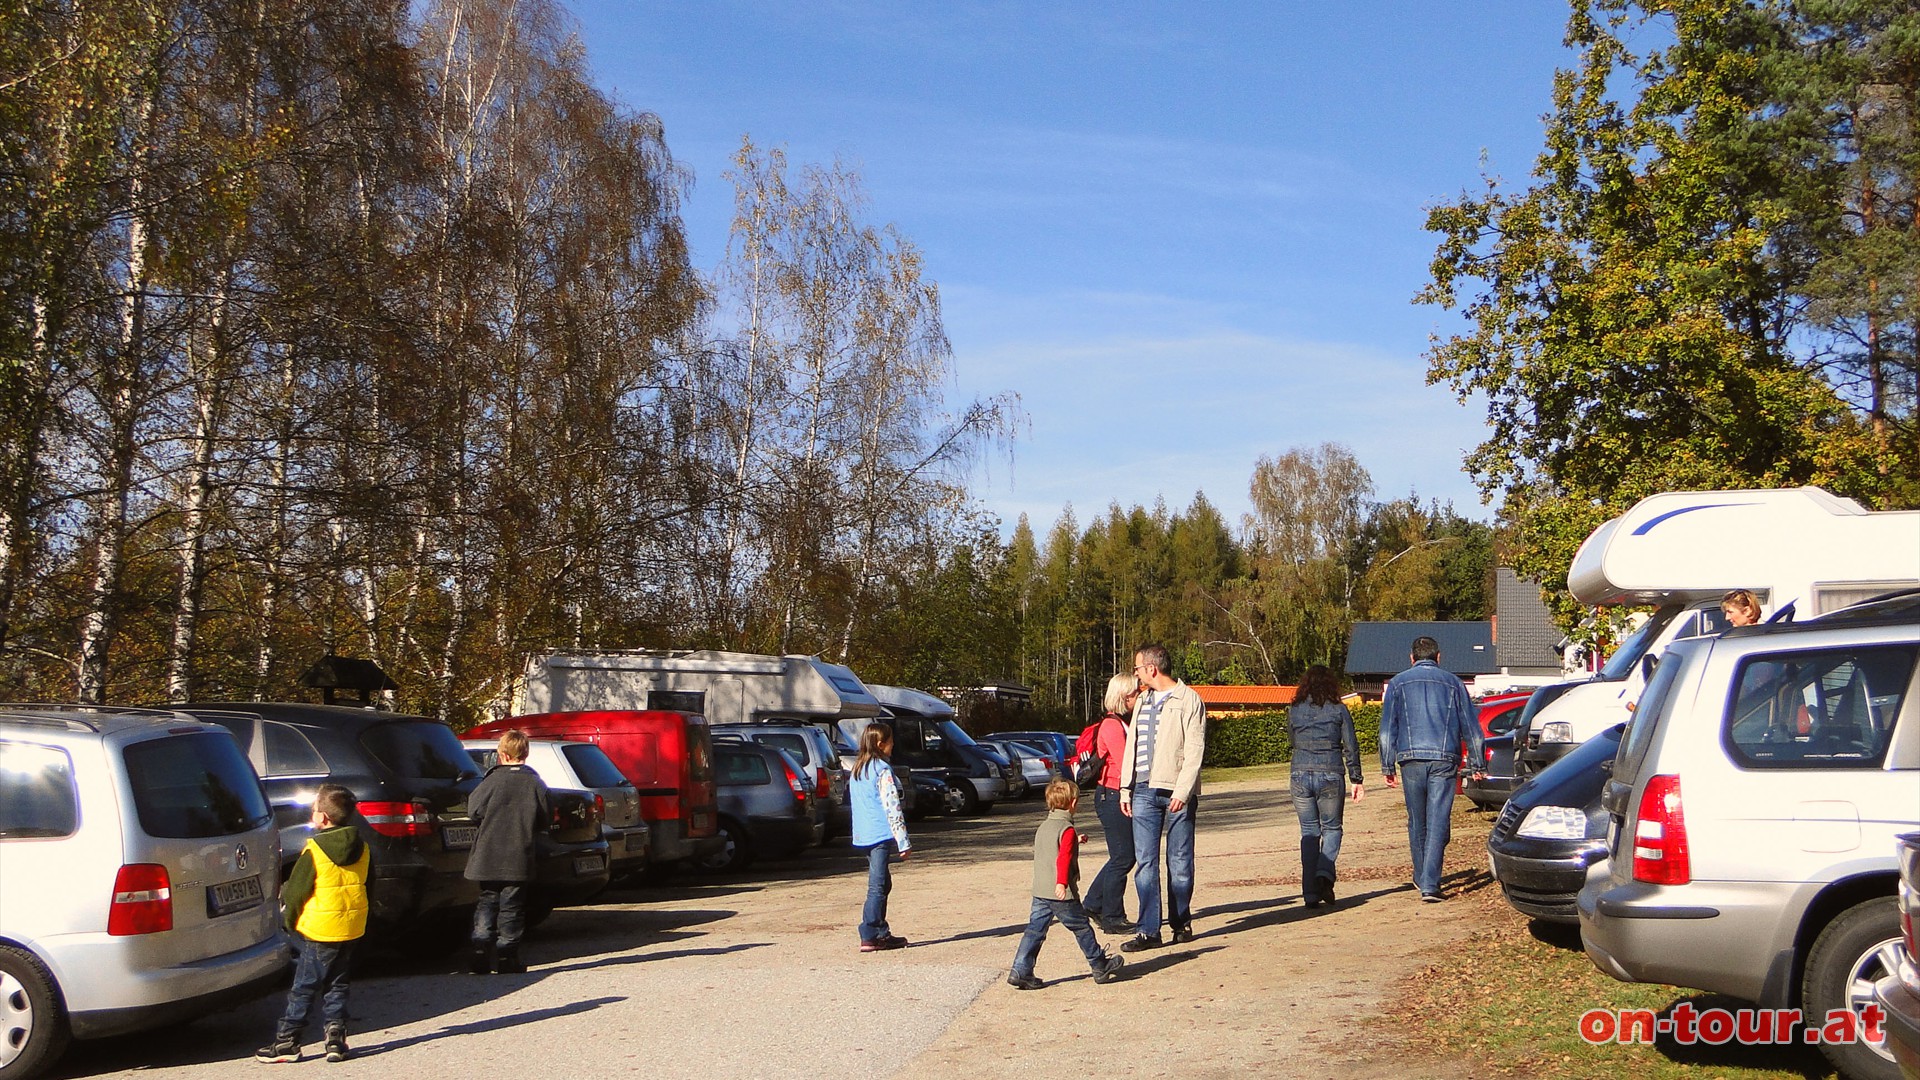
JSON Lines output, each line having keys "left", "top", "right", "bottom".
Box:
{"left": 1072, "top": 720, "right": 1104, "bottom": 787}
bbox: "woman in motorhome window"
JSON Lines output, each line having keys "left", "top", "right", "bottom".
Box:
{"left": 850, "top": 725, "right": 911, "bottom": 952}
{"left": 1721, "top": 589, "right": 1763, "bottom": 628}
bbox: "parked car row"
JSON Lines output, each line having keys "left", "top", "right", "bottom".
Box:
{"left": 1483, "top": 588, "right": 1920, "bottom": 1080}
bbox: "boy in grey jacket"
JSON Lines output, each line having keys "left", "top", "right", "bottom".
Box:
{"left": 466, "top": 729, "right": 550, "bottom": 974}
{"left": 1006, "top": 778, "right": 1124, "bottom": 990}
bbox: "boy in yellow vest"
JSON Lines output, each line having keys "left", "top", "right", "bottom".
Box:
{"left": 257, "top": 784, "right": 370, "bottom": 1064}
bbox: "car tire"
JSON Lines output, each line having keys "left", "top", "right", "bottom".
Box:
{"left": 696, "top": 817, "right": 754, "bottom": 873}
{"left": 1802, "top": 896, "right": 1903, "bottom": 1080}
{"left": 392, "top": 912, "right": 471, "bottom": 959}
{"left": 0, "top": 944, "right": 69, "bottom": 1080}
{"left": 954, "top": 780, "right": 981, "bottom": 815}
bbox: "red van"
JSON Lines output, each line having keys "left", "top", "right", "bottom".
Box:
{"left": 468, "top": 710, "right": 720, "bottom": 866}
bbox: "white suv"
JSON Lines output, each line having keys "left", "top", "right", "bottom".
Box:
{"left": 1579, "top": 593, "right": 1920, "bottom": 1080}
{"left": 0, "top": 707, "right": 287, "bottom": 1079}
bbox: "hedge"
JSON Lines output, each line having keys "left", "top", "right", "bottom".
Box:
{"left": 1202, "top": 704, "right": 1382, "bottom": 769}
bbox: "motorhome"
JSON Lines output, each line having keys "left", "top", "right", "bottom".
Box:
{"left": 518, "top": 649, "right": 888, "bottom": 727}
{"left": 1518, "top": 486, "right": 1920, "bottom": 774}
{"left": 856, "top": 685, "right": 1013, "bottom": 815}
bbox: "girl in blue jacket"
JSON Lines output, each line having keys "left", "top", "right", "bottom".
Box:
{"left": 850, "top": 724, "right": 911, "bottom": 951}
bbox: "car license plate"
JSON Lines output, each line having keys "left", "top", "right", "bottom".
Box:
{"left": 573, "top": 855, "right": 604, "bottom": 875}
{"left": 441, "top": 825, "right": 476, "bottom": 850}
{"left": 624, "top": 832, "right": 647, "bottom": 853}
{"left": 207, "top": 874, "right": 264, "bottom": 917}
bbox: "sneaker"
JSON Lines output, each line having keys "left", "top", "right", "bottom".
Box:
{"left": 254, "top": 1039, "right": 300, "bottom": 1064}
{"left": 1420, "top": 892, "right": 1444, "bottom": 903}
{"left": 468, "top": 945, "right": 492, "bottom": 975}
{"left": 1006, "top": 972, "right": 1044, "bottom": 990}
{"left": 1093, "top": 954, "right": 1125, "bottom": 984}
{"left": 860, "top": 934, "right": 908, "bottom": 952}
{"left": 1095, "top": 916, "right": 1136, "bottom": 935}
{"left": 1170, "top": 925, "right": 1194, "bottom": 944}
{"left": 1322, "top": 881, "right": 1337, "bottom": 907}
{"left": 1119, "top": 933, "right": 1163, "bottom": 953}
{"left": 323, "top": 1025, "right": 349, "bottom": 1064}
{"left": 495, "top": 946, "right": 527, "bottom": 974}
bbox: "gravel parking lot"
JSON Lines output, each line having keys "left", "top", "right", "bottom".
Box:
{"left": 52, "top": 774, "right": 1493, "bottom": 1080}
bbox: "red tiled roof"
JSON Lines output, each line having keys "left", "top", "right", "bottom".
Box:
{"left": 1191, "top": 685, "right": 1297, "bottom": 706}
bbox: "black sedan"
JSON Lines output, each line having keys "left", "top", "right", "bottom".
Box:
{"left": 1487, "top": 722, "right": 1625, "bottom": 924}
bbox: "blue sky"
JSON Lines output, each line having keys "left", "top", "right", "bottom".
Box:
{"left": 569, "top": 1, "right": 1577, "bottom": 533}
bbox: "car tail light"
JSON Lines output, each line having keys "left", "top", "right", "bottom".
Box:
{"left": 1631, "top": 775, "right": 1690, "bottom": 885}
{"left": 783, "top": 762, "right": 806, "bottom": 801}
{"left": 361, "top": 799, "right": 434, "bottom": 838}
{"left": 1040, "top": 758, "right": 1053, "bottom": 772}
{"left": 815, "top": 771, "right": 830, "bottom": 801}
{"left": 592, "top": 794, "right": 606, "bottom": 825}
{"left": 109, "top": 864, "right": 174, "bottom": 935}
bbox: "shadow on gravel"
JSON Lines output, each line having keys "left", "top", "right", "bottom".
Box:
{"left": 539, "top": 941, "right": 772, "bottom": 976}
{"left": 1526, "top": 918, "right": 1583, "bottom": 951}
{"left": 353, "top": 995, "right": 627, "bottom": 1057}
{"left": 1204, "top": 883, "right": 1415, "bottom": 937}
{"left": 911, "top": 922, "right": 1028, "bottom": 947}
{"left": 1112, "top": 944, "right": 1226, "bottom": 977}
{"left": 1646, "top": 993, "right": 1832, "bottom": 1078}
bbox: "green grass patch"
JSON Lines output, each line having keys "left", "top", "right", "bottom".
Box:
{"left": 1199, "top": 761, "right": 1291, "bottom": 785}
{"left": 1400, "top": 822, "right": 1837, "bottom": 1079}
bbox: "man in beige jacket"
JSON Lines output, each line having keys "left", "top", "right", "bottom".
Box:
{"left": 1117, "top": 643, "right": 1207, "bottom": 951}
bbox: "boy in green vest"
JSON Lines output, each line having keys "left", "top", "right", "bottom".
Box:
{"left": 257, "top": 784, "right": 370, "bottom": 1064}
{"left": 1007, "top": 778, "right": 1125, "bottom": 989}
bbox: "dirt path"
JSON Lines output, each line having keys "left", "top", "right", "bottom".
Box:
{"left": 898, "top": 776, "right": 1493, "bottom": 1079}
{"left": 55, "top": 772, "right": 1493, "bottom": 1080}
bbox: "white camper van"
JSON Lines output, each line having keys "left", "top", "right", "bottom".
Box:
{"left": 519, "top": 649, "right": 887, "bottom": 726}
{"left": 856, "top": 685, "right": 1013, "bottom": 815}
{"left": 1518, "top": 486, "right": 1920, "bottom": 774}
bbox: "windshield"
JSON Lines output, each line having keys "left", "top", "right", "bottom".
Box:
{"left": 934, "top": 719, "right": 977, "bottom": 747}
{"left": 1598, "top": 605, "right": 1683, "bottom": 681}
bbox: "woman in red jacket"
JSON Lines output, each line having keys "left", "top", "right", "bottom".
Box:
{"left": 1081, "top": 673, "right": 1140, "bottom": 934}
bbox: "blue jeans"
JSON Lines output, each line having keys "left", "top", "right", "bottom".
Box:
{"left": 1398, "top": 760, "right": 1457, "bottom": 896}
{"left": 1010, "top": 896, "right": 1105, "bottom": 978}
{"left": 1292, "top": 770, "right": 1346, "bottom": 887}
{"left": 472, "top": 881, "right": 529, "bottom": 949}
{"left": 1083, "top": 787, "right": 1134, "bottom": 921}
{"left": 859, "top": 842, "right": 894, "bottom": 942}
{"left": 1130, "top": 785, "right": 1196, "bottom": 938}
{"left": 277, "top": 935, "right": 355, "bottom": 1039}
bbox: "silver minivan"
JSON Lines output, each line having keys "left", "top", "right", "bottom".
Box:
{"left": 0, "top": 706, "right": 287, "bottom": 1079}
{"left": 1580, "top": 594, "right": 1920, "bottom": 1080}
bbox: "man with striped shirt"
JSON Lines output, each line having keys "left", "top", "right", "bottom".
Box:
{"left": 1117, "top": 643, "right": 1208, "bottom": 952}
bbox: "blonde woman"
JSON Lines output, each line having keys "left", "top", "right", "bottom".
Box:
{"left": 1082, "top": 673, "right": 1141, "bottom": 933}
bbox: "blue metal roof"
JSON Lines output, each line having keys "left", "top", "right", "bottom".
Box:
{"left": 1345, "top": 621, "right": 1497, "bottom": 677}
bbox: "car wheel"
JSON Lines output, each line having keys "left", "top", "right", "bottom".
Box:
{"left": 954, "top": 780, "right": 981, "bottom": 815}
{"left": 696, "top": 817, "right": 754, "bottom": 873}
{"left": 392, "top": 912, "right": 471, "bottom": 959}
{"left": 1802, "top": 896, "right": 1902, "bottom": 1080}
{"left": 0, "top": 944, "right": 69, "bottom": 1080}
{"left": 524, "top": 899, "right": 554, "bottom": 931}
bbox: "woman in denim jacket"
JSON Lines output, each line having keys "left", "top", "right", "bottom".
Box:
{"left": 1288, "top": 665, "right": 1364, "bottom": 908}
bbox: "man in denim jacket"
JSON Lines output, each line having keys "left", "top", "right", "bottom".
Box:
{"left": 1379, "top": 636, "right": 1484, "bottom": 902}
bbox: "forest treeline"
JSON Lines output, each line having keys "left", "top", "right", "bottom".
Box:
{"left": 0, "top": 0, "right": 1014, "bottom": 721}
{"left": 7, "top": 1, "right": 1920, "bottom": 726}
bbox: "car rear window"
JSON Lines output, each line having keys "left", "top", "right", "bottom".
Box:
{"left": 0, "top": 741, "right": 79, "bottom": 839}
{"left": 561, "top": 743, "right": 630, "bottom": 788}
{"left": 751, "top": 732, "right": 810, "bottom": 763}
{"left": 123, "top": 732, "right": 272, "bottom": 838}
{"left": 359, "top": 721, "right": 481, "bottom": 781}
{"left": 716, "top": 750, "right": 771, "bottom": 786}
{"left": 1724, "top": 644, "right": 1916, "bottom": 769}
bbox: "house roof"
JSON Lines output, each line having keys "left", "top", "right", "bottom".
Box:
{"left": 1494, "top": 568, "right": 1563, "bottom": 671}
{"left": 1345, "top": 622, "right": 1497, "bottom": 677}
{"left": 1190, "top": 685, "right": 1298, "bottom": 707}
